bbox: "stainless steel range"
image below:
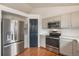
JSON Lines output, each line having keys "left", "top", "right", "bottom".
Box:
{"left": 46, "top": 31, "right": 61, "bottom": 54}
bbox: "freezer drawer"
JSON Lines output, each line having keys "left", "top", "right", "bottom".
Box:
{"left": 3, "top": 41, "right": 24, "bottom": 56}
{"left": 17, "top": 41, "right": 24, "bottom": 54}
{"left": 3, "top": 43, "right": 15, "bottom": 56}
{"left": 3, "top": 45, "right": 12, "bottom": 56}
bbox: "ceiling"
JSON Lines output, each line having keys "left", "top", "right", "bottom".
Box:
{"left": 1, "top": 3, "right": 79, "bottom": 13}
{"left": 28, "top": 3, "right": 79, "bottom": 8}
{"left": 0, "top": 3, "right": 33, "bottom": 13}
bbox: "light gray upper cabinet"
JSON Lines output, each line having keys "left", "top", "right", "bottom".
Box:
{"left": 42, "top": 17, "right": 54, "bottom": 29}
{"left": 42, "top": 18, "right": 48, "bottom": 29}
{"left": 42, "top": 11, "right": 79, "bottom": 29}
{"left": 42, "top": 16, "right": 61, "bottom": 29}
{"left": 71, "top": 12, "right": 79, "bottom": 28}
{"left": 54, "top": 16, "right": 61, "bottom": 22}
{"left": 61, "top": 14, "right": 72, "bottom": 28}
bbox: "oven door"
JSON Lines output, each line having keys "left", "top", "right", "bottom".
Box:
{"left": 46, "top": 37, "right": 59, "bottom": 48}
{"left": 46, "top": 37, "right": 59, "bottom": 54}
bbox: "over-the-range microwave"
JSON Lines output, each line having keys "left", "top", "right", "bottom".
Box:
{"left": 48, "top": 21, "right": 60, "bottom": 29}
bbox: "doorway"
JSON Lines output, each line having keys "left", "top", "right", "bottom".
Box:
{"left": 29, "top": 19, "right": 38, "bottom": 47}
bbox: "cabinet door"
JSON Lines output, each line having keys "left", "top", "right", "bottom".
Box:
{"left": 61, "top": 14, "right": 71, "bottom": 28}
{"left": 54, "top": 16, "right": 61, "bottom": 22}
{"left": 17, "top": 41, "right": 24, "bottom": 54}
{"left": 71, "top": 12, "right": 79, "bottom": 28}
{"left": 60, "top": 38, "right": 73, "bottom": 56}
{"left": 40, "top": 35, "right": 46, "bottom": 48}
{"left": 42, "top": 19, "right": 48, "bottom": 29}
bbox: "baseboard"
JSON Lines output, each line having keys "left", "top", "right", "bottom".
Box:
{"left": 59, "top": 53, "right": 66, "bottom": 56}
{"left": 40, "top": 46, "right": 47, "bottom": 49}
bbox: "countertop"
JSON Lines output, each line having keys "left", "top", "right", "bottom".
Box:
{"left": 60, "top": 35, "right": 79, "bottom": 42}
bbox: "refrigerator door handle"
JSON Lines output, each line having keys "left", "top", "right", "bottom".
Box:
{"left": 11, "top": 34, "right": 13, "bottom": 40}
{"left": 14, "top": 33, "right": 17, "bottom": 41}
{"left": 6, "top": 32, "right": 11, "bottom": 41}
{"left": 14, "top": 21, "right": 17, "bottom": 41}
{"left": 4, "top": 43, "right": 12, "bottom": 48}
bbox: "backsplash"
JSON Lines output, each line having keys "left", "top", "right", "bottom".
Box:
{"left": 61, "top": 29, "right": 79, "bottom": 37}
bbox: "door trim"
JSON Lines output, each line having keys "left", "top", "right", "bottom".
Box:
{"left": 26, "top": 15, "right": 41, "bottom": 48}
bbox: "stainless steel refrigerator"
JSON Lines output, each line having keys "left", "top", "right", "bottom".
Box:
{"left": 1, "top": 12, "right": 24, "bottom": 56}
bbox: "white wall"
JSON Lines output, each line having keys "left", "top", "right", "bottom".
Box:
{"left": 31, "top": 5, "right": 79, "bottom": 48}
{"left": 61, "top": 29, "right": 79, "bottom": 37}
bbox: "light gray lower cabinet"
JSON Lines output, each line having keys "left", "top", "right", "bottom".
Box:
{"left": 40, "top": 35, "right": 46, "bottom": 48}
{"left": 17, "top": 41, "right": 24, "bottom": 54}
{"left": 60, "top": 38, "right": 78, "bottom": 56}
{"left": 60, "top": 38, "right": 73, "bottom": 56}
